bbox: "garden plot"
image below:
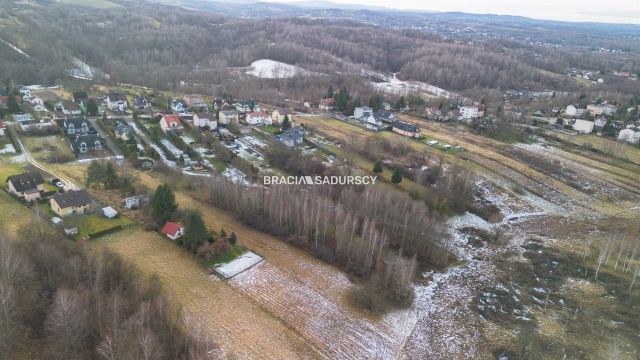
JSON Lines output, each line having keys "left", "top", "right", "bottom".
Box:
{"left": 213, "top": 251, "right": 263, "bottom": 279}
{"left": 230, "top": 261, "right": 413, "bottom": 359}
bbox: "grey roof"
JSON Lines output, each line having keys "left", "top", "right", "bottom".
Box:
{"left": 279, "top": 128, "right": 304, "bottom": 143}
{"left": 108, "top": 93, "right": 127, "bottom": 102}
{"left": 195, "top": 112, "right": 213, "bottom": 119}
{"left": 220, "top": 110, "right": 238, "bottom": 116}
{"left": 65, "top": 116, "right": 90, "bottom": 129}
{"left": 6, "top": 172, "right": 44, "bottom": 192}
{"left": 52, "top": 189, "right": 92, "bottom": 208}
{"left": 392, "top": 120, "right": 419, "bottom": 133}
{"left": 71, "top": 134, "right": 103, "bottom": 153}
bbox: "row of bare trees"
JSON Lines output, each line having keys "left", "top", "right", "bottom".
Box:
{"left": 0, "top": 223, "right": 216, "bottom": 359}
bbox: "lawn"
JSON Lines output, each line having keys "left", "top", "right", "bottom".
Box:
{"left": 21, "top": 135, "right": 75, "bottom": 163}
{"left": 36, "top": 200, "right": 133, "bottom": 238}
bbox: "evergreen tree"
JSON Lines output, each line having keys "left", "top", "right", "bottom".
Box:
{"left": 368, "top": 94, "right": 384, "bottom": 110}
{"left": 391, "top": 168, "right": 403, "bottom": 184}
{"left": 103, "top": 162, "right": 119, "bottom": 190}
{"left": 151, "top": 184, "right": 177, "bottom": 225}
{"left": 373, "top": 160, "right": 383, "bottom": 174}
{"left": 229, "top": 232, "right": 237, "bottom": 245}
{"left": 7, "top": 93, "right": 20, "bottom": 114}
{"left": 86, "top": 99, "right": 99, "bottom": 116}
{"left": 86, "top": 161, "right": 104, "bottom": 187}
{"left": 326, "top": 85, "right": 334, "bottom": 99}
{"left": 335, "top": 87, "right": 349, "bottom": 112}
{"left": 395, "top": 96, "right": 406, "bottom": 111}
{"left": 353, "top": 97, "right": 361, "bottom": 108}
{"left": 282, "top": 115, "right": 291, "bottom": 129}
{"left": 182, "top": 210, "right": 209, "bottom": 253}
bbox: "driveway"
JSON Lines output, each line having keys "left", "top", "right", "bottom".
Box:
{"left": 88, "top": 117, "right": 123, "bottom": 156}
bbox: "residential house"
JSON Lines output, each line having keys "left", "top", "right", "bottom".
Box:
{"left": 276, "top": 128, "right": 305, "bottom": 147}
{"left": 106, "top": 93, "right": 128, "bottom": 112}
{"left": 19, "top": 87, "right": 31, "bottom": 98}
{"left": 459, "top": 106, "right": 479, "bottom": 119}
{"left": 170, "top": 99, "right": 188, "bottom": 114}
{"left": 70, "top": 134, "right": 104, "bottom": 154}
{"left": 183, "top": 94, "right": 208, "bottom": 111}
{"left": 193, "top": 112, "right": 217, "bottom": 129}
{"left": 374, "top": 109, "right": 395, "bottom": 123}
{"left": 602, "top": 104, "right": 618, "bottom": 116}
{"left": 319, "top": 98, "right": 335, "bottom": 111}
{"left": 618, "top": 128, "right": 640, "bottom": 144}
{"left": 381, "top": 101, "right": 392, "bottom": 111}
{"left": 246, "top": 112, "right": 272, "bottom": 126}
{"left": 0, "top": 120, "right": 4, "bottom": 136}
{"left": 272, "top": 108, "right": 294, "bottom": 125}
{"left": 160, "top": 114, "right": 184, "bottom": 133}
{"left": 28, "top": 103, "right": 48, "bottom": 113}
{"left": 303, "top": 100, "right": 317, "bottom": 109}
{"left": 573, "top": 119, "right": 595, "bottom": 134}
{"left": 587, "top": 104, "right": 605, "bottom": 116}
{"left": 72, "top": 91, "right": 88, "bottom": 103}
{"left": 218, "top": 110, "right": 239, "bottom": 125}
{"left": 29, "top": 96, "right": 44, "bottom": 106}
{"left": 19, "top": 118, "right": 56, "bottom": 132}
{"left": 50, "top": 190, "right": 92, "bottom": 217}
{"left": 425, "top": 107, "right": 442, "bottom": 120}
{"left": 13, "top": 113, "right": 34, "bottom": 123}
{"left": 132, "top": 95, "right": 150, "bottom": 110}
{"left": 236, "top": 100, "right": 260, "bottom": 113}
{"left": 115, "top": 122, "right": 135, "bottom": 142}
{"left": 64, "top": 116, "right": 92, "bottom": 135}
{"left": 594, "top": 118, "right": 607, "bottom": 131}
{"left": 212, "top": 98, "right": 229, "bottom": 111}
{"left": 6, "top": 172, "right": 45, "bottom": 202}
{"left": 565, "top": 105, "right": 585, "bottom": 117}
{"left": 161, "top": 221, "right": 184, "bottom": 240}
{"left": 359, "top": 114, "right": 381, "bottom": 130}
{"left": 392, "top": 120, "right": 420, "bottom": 138}
{"left": 354, "top": 106, "right": 373, "bottom": 119}
{"left": 60, "top": 101, "right": 82, "bottom": 116}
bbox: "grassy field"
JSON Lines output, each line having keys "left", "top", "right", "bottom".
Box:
{"left": 545, "top": 130, "right": 640, "bottom": 165}
{"left": 21, "top": 135, "right": 75, "bottom": 163}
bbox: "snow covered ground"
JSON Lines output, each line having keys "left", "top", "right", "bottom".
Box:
{"left": 246, "top": 59, "right": 316, "bottom": 79}
{"left": 214, "top": 251, "right": 263, "bottom": 279}
{"left": 0, "top": 144, "right": 16, "bottom": 154}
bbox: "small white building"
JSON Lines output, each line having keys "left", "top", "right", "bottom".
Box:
{"left": 354, "top": 106, "right": 373, "bottom": 119}
{"left": 618, "top": 128, "right": 640, "bottom": 144}
{"left": 246, "top": 112, "right": 272, "bottom": 126}
{"left": 459, "top": 106, "right": 479, "bottom": 119}
{"left": 565, "top": 105, "right": 585, "bottom": 117}
{"left": 193, "top": 113, "right": 217, "bottom": 129}
{"left": 572, "top": 119, "right": 595, "bottom": 134}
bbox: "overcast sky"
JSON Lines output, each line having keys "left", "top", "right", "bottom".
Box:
{"left": 268, "top": 0, "right": 640, "bottom": 24}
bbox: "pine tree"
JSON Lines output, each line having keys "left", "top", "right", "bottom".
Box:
{"left": 103, "top": 162, "right": 118, "bottom": 190}
{"left": 335, "top": 87, "right": 349, "bottom": 112}
{"left": 326, "top": 85, "right": 334, "bottom": 99}
{"left": 229, "top": 232, "right": 237, "bottom": 245}
{"left": 282, "top": 115, "right": 291, "bottom": 130}
{"left": 86, "top": 161, "right": 104, "bottom": 187}
{"left": 391, "top": 168, "right": 403, "bottom": 184}
{"left": 182, "top": 210, "right": 209, "bottom": 253}
{"left": 7, "top": 93, "right": 20, "bottom": 114}
{"left": 373, "top": 160, "right": 383, "bottom": 174}
{"left": 395, "top": 96, "right": 406, "bottom": 111}
{"left": 86, "top": 99, "right": 99, "bottom": 116}
{"left": 151, "top": 184, "right": 177, "bottom": 225}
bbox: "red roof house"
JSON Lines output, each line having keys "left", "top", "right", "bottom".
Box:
{"left": 160, "top": 221, "right": 184, "bottom": 240}
{"left": 160, "top": 114, "right": 184, "bottom": 133}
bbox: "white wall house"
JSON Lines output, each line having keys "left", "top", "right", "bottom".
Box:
{"left": 193, "top": 113, "right": 217, "bottom": 129}
{"left": 354, "top": 106, "right": 373, "bottom": 119}
{"left": 246, "top": 112, "right": 272, "bottom": 126}
{"left": 459, "top": 106, "right": 479, "bottom": 119}
{"left": 572, "top": 119, "right": 595, "bottom": 134}
{"left": 618, "top": 128, "right": 640, "bottom": 144}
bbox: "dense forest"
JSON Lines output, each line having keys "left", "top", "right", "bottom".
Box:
{"left": 0, "top": 0, "right": 637, "bottom": 102}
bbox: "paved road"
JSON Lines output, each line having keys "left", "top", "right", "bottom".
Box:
{"left": 88, "top": 117, "right": 123, "bottom": 157}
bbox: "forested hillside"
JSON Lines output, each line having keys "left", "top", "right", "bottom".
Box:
{"left": 0, "top": 0, "right": 611, "bottom": 94}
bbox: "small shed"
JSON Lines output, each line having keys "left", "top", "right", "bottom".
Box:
{"left": 51, "top": 217, "right": 64, "bottom": 226}
{"left": 101, "top": 206, "right": 118, "bottom": 219}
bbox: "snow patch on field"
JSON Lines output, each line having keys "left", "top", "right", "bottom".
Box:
{"left": 246, "top": 59, "right": 316, "bottom": 79}
{"left": 214, "top": 251, "right": 263, "bottom": 279}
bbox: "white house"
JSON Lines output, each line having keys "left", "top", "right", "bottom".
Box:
{"left": 572, "top": 119, "right": 595, "bottom": 134}
{"left": 459, "top": 106, "right": 479, "bottom": 119}
{"left": 246, "top": 112, "right": 272, "bottom": 126}
{"left": 618, "top": 128, "right": 640, "bottom": 144}
{"left": 565, "top": 105, "right": 585, "bottom": 117}
{"left": 193, "top": 113, "right": 217, "bottom": 129}
{"left": 218, "top": 110, "right": 239, "bottom": 125}
{"left": 354, "top": 106, "right": 373, "bottom": 119}
{"left": 360, "top": 114, "right": 381, "bottom": 129}
{"left": 106, "top": 93, "right": 128, "bottom": 112}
